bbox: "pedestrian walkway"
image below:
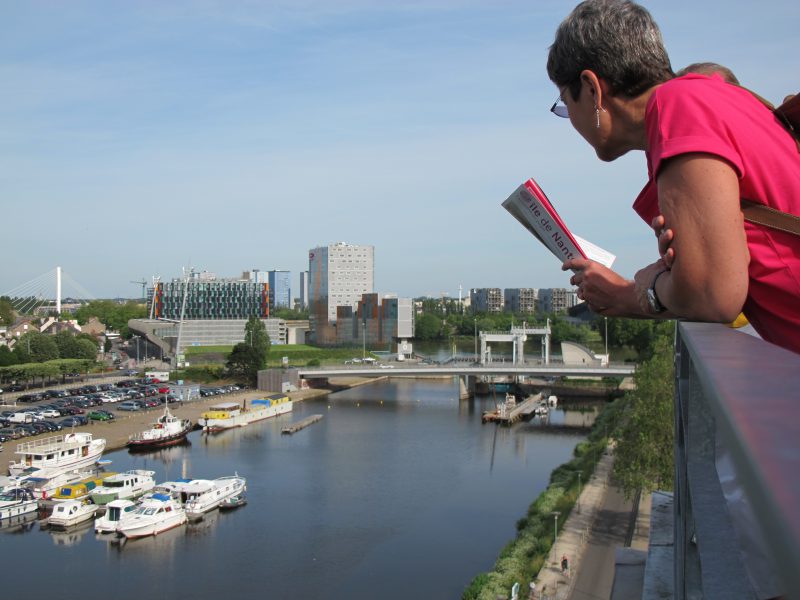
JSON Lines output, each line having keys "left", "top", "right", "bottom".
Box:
{"left": 534, "top": 445, "right": 618, "bottom": 600}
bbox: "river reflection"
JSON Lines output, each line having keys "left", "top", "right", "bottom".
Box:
{"left": 0, "top": 379, "right": 586, "bottom": 599}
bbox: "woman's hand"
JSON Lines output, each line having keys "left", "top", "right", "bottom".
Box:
{"left": 562, "top": 258, "right": 641, "bottom": 317}
{"left": 650, "top": 215, "right": 675, "bottom": 268}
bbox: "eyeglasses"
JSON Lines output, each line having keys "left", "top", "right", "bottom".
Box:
{"left": 550, "top": 89, "right": 569, "bottom": 118}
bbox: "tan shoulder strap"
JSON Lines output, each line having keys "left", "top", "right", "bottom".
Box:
{"left": 741, "top": 199, "right": 800, "bottom": 236}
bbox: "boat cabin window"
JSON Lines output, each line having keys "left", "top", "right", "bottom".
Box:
{"left": 47, "top": 454, "right": 54, "bottom": 460}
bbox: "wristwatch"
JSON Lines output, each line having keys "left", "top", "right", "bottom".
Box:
{"left": 647, "top": 270, "right": 667, "bottom": 314}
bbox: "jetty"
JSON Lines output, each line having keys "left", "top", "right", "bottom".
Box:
{"left": 281, "top": 414, "right": 323, "bottom": 435}
{"left": 482, "top": 393, "right": 545, "bottom": 425}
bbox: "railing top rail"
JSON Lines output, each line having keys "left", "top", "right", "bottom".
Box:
{"left": 677, "top": 322, "right": 800, "bottom": 597}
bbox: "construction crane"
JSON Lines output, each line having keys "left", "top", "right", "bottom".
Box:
{"left": 130, "top": 279, "right": 147, "bottom": 301}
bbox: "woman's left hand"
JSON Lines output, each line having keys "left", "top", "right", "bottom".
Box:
{"left": 562, "top": 258, "right": 640, "bottom": 317}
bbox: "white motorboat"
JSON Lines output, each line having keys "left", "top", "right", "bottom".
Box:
{"left": 127, "top": 407, "right": 193, "bottom": 450}
{"left": 89, "top": 470, "right": 156, "bottom": 505}
{"left": 116, "top": 493, "right": 187, "bottom": 539}
{"left": 94, "top": 498, "right": 136, "bottom": 533}
{"left": 0, "top": 487, "right": 39, "bottom": 521}
{"left": 8, "top": 433, "right": 106, "bottom": 477}
{"left": 47, "top": 499, "right": 99, "bottom": 529}
{"left": 198, "top": 395, "right": 292, "bottom": 432}
{"left": 158, "top": 475, "right": 246, "bottom": 520}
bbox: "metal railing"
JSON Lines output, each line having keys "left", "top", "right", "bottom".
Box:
{"left": 674, "top": 322, "right": 800, "bottom": 599}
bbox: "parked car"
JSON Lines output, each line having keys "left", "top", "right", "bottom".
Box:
{"left": 40, "top": 420, "right": 63, "bottom": 431}
{"left": 117, "top": 401, "right": 142, "bottom": 412}
{"left": 0, "top": 427, "right": 22, "bottom": 440}
{"left": 60, "top": 415, "right": 88, "bottom": 427}
{"left": 88, "top": 410, "right": 114, "bottom": 421}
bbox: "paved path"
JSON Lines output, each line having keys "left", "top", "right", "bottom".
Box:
{"left": 569, "top": 484, "right": 633, "bottom": 600}
{"left": 531, "top": 445, "right": 642, "bottom": 600}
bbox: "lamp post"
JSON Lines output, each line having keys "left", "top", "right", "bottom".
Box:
{"left": 604, "top": 316, "right": 608, "bottom": 357}
{"left": 576, "top": 470, "right": 582, "bottom": 513}
{"left": 362, "top": 320, "right": 366, "bottom": 360}
{"left": 551, "top": 510, "right": 561, "bottom": 563}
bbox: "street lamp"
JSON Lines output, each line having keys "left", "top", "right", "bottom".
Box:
{"left": 551, "top": 510, "right": 561, "bottom": 563}
{"left": 576, "top": 471, "right": 582, "bottom": 513}
{"left": 362, "top": 320, "right": 366, "bottom": 360}
{"left": 604, "top": 316, "right": 608, "bottom": 357}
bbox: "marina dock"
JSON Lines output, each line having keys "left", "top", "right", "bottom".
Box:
{"left": 482, "top": 393, "right": 545, "bottom": 425}
{"left": 281, "top": 414, "right": 323, "bottom": 434}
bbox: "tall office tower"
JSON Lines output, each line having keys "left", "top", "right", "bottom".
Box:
{"left": 268, "top": 270, "right": 291, "bottom": 309}
{"left": 470, "top": 288, "right": 503, "bottom": 313}
{"left": 308, "top": 242, "right": 374, "bottom": 323}
{"left": 504, "top": 288, "right": 538, "bottom": 314}
{"left": 299, "top": 271, "right": 309, "bottom": 309}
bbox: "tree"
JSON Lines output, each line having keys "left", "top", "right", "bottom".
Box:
{"left": 0, "top": 345, "right": 17, "bottom": 367}
{"left": 74, "top": 338, "right": 99, "bottom": 360}
{"left": 414, "top": 313, "right": 442, "bottom": 340}
{"left": 0, "top": 297, "right": 14, "bottom": 327}
{"left": 226, "top": 343, "right": 263, "bottom": 384}
{"left": 227, "top": 317, "right": 271, "bottom": 383}
{"left": 15, "top": 332, "right": 59, "bottom": 363}
{"left": 244, "top": 316, "right": 271, "bottom": 364}
{"left": 54, "top": 330, "right": 79, "bottom": 358}
{"left": 612, "top": 334, "right": 675, "bottom": 498}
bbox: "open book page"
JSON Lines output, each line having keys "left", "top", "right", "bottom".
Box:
{"left": 501, "top": 179, "right": 615, "bottom": 269}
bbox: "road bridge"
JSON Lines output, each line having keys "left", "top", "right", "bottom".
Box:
{"left": 295, "top": 363, "right": 635, "bottom": 400}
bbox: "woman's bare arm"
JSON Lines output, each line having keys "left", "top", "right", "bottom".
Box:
{"left": 645, "top": 153, "right": 749, "bottom": 321}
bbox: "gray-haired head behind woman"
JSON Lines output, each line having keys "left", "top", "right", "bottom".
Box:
{"left": 546, "top": 0, "right": 674, "bottom": 101}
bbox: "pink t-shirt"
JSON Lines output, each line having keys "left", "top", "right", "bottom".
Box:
{"left": 632, "top": 74, "right": 800, "bottom": 354}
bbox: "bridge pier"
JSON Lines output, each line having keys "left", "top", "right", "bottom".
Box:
{"left": 458, "top": 375, "right": 475, "bottom": 400}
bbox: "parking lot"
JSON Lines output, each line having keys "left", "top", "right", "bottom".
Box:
{"left": 0, "top": 377, "right": 246, "bottom": 446}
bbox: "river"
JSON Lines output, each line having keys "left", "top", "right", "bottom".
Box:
{"left": 0, "top": 378, "right": 587, "bottom": 599}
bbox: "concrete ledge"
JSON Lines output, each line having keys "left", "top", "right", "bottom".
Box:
{"left": 643, "top": 491, "right": 674, "bottom": 600}
{"left": 611, "top": 548, "right": 647, "bottom": 600}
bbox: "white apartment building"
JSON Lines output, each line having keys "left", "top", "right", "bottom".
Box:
{"left": 308, "top": 242, "right": 374, "bottom": 322}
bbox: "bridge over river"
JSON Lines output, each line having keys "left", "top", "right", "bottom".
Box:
{"left": 293, "top": 362, "right": 636, "bottom": 399}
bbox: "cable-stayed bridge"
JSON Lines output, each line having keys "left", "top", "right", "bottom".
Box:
{"left": 2, "top": 266, "right": 96, "bottom": 315}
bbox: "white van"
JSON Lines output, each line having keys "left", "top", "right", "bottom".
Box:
{"left": 8, "top": 412, "right": 35, "bottom": 424}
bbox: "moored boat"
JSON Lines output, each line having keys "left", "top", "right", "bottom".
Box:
{"left": 219, "top": 490, "right": 247, "bottom": 510}
{"left": 8, "top": 433, "right": 106, "bottom": 477}
{"left": 89, "top": 469, "right": 156, "bottom": 505}
{"left": 94, "top": 498, "right": 136, "bottom": 533}
{"left": 47, "top": 499, "right": 99, "bottom": 529}
{"left": 0, "top": 487, "right": 38, "bottom": 521}
{"left": 198, "top": 394, "right": 292, "bottom": 432}
{"left": 51, "top": 472, "right": 116, "bottom": 502}
{"left": 157, "top": 475, "right": 246, "bottom": 520}
{"left": 116, "top": 493, "right": 187, "bottom": 539}
{"left": 127, "top": 406, "right": 193, "bottom": 450}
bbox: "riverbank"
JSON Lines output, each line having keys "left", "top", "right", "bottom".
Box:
{"left": 1, "top": 384, "right": 340, "bottom": 459}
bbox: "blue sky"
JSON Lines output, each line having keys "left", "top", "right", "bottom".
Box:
{"left": 2, "top": 0, "right": 798, "bottom": 301}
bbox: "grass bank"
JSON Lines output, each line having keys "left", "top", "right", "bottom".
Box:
{"left": 462, "top": 400, "right": 622, "bottom": 600}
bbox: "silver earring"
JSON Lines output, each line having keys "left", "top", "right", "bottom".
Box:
{"left": 595, "top": 107, "right": 600, "bottom": 128}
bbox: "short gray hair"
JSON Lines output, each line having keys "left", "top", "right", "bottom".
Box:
{"left": 547, "top": 0, "right": 674, "bottom": 100}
